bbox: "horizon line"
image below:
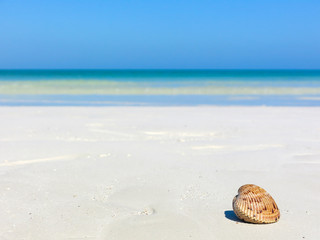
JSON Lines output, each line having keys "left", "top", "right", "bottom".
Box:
{"left": 1, "top": 69, "right": 320, "bottom": 71}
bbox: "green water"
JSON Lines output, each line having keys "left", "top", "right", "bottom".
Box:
{"left": 0, "top": 70, "right": 320, "bottom": 106}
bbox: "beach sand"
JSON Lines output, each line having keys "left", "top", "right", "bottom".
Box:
{"left": 0, "top": 107, "right": 319, "bottom": 239}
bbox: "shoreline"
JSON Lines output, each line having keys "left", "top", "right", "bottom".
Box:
{"left": 1, "top": 94, "right": 320, "bottom": 107}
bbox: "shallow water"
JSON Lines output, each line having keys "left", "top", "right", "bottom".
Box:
{"left": 1, "top": 70, "right": 320, "bottom": 106}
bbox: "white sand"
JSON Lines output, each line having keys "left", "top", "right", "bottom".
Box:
{"left": 0, "top": 107, "right": 319, "bottom": 239}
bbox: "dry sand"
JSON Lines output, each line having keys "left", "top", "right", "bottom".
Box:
{"left": 0, "top": 107, "right": 319, "bottom": 239}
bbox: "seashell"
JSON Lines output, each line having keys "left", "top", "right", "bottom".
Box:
{"left": 232, "top": 184, "right": 280, "bottom": 224}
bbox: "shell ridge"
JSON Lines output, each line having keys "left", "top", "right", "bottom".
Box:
{"left": 247, "top": 191, "right": 253, "bottom": 220}
{"left": 248, "top": 191, "right": 257, "bottom": 222}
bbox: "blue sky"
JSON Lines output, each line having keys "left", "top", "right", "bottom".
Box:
{"left": 0, "top": 0, "right": 319, "bottom": 69}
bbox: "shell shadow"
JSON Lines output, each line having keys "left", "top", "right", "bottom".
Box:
{"left": 224, "top": 210, "right": 243, "bottom": 223}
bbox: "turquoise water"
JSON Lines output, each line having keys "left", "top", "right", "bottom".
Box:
{"left": 0, "top": 70, "right": 320, "bottom": 106}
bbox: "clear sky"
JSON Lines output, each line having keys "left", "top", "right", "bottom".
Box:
{"left": 0, "top": 0, "right": 319, "bottom": 69}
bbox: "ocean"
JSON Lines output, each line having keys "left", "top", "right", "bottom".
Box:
{"left": 0, "top": 70, "right": 320, "bottom": 106}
